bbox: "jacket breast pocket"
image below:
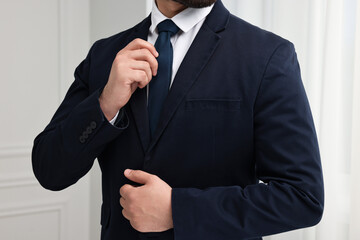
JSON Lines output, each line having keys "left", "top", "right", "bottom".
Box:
{"left": 100, "top": 203, "right": 110, "bottom": 229}
{"left": 184, "top": 99, "right": 242, "bottom": 111}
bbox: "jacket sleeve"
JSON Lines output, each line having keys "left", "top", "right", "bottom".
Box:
{"left": 32, "top": 42, "right": 129, "bottom": 191}
{"left": 171, "top": 42, "right": 324, "bottom": 239}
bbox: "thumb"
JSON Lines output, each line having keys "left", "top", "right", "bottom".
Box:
{"left": 124, "top": 169, "right": 152, "bottom": 185}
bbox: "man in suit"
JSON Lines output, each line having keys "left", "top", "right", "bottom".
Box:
{"left": 32, "top": 0, "right": 324, "bottom": 239}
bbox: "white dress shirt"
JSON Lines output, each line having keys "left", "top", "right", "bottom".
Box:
{"left": 148, "top": 0, "right": 214, "bottom": 88}
{"left": 110, "top": 1, "right": 214, "bottom": 125}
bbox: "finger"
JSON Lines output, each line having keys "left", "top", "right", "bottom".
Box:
{"left": 130, "top": 70, "right": 149, "bottom": 89}
{"left": 129, "top": 49, "right": 158, "bottom": 76}
{"left": 122, "top": 209, "right": 130, "bottom": 220}
{"left": 119, "top": 197, "right": 126, "bottom": 209}
{"left": 124, "top": 169, "right": 153, "bottom": 185}
{"left": 126, "top": 38, "right": 158, "bottom": 58}
{"left": 131, "top": 82, "right": 138, "bottom": 94}
{"left": 119, "top": 184, "right": 134, "bottom": 198}
{"left": 129, "top": 60, "right": 152, "bottom": 81}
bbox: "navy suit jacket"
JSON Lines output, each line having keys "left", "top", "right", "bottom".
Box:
{"left": 32, "top": 1, "right": 324, "bottom": 239}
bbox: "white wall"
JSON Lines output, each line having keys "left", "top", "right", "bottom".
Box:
{"left": 0, "top": 0, "right": 91, "bottom": 239}
{"left": 90, "top": 0, "right": 148, "bottom": 43}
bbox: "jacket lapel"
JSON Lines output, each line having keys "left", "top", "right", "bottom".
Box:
{"left": 129, "top": 16, "right": 152, "bottom": 152}
{"left": 147, "top": 0, "right": 230, "bottom": 153}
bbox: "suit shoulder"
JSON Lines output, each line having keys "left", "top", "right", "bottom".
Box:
{"left": 227, "top": 14, "right": 293, "bottom": 50}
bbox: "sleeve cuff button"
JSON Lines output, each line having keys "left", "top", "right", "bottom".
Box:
{"left": 79, "top": 136, "right": 86, "bottom": 143}
{"left": 90, "top": 121, "right": 97, "bottom": 129}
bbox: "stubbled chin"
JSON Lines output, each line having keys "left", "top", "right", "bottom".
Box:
{"left": 171, "top": 0, "right": 216, "bottom": 8}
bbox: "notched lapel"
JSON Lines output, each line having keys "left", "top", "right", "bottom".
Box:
{"left": 148, "top": 1, "right": 230, "bottom": 152}
{"left": 129, "top": 16, "right": 152, "bottom": 152}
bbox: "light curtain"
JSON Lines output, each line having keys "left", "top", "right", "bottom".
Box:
{"left": 350, "top": 1, "right": 360, "bottom": 239}
{"left": 222, "top": 0, "right": 360, "bottom": 239}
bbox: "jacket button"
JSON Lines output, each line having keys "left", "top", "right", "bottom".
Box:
{"left": 90, "top": 121, "right": 97, "bottom": 129}
{"left": 85, "top": 126, "right": 92, "bottom": 134}
{"left": 84, "top": 132, "right": 89, "bottom": 138}
{"left": 79, "top": 136, "right": 85, "bottom": 143}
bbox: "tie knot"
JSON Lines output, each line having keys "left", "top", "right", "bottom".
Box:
{"left": 157, "top": 19, "right": 180, "bottom": 36}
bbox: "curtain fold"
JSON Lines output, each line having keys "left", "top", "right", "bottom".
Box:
{"left": 349, "top": 1, "right": 360, "bottom": 239}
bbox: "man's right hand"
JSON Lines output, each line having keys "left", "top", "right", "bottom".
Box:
{"left": 99, "top": 38, "right": 159, "bottom": 121}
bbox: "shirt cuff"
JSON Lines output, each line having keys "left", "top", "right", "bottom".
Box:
{"left": 109, "top": 111, "right": 119, "bottom": 125}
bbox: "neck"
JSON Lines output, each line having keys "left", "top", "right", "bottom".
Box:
{"left": 156, "top": 0, "right": 187, "bottom": 18}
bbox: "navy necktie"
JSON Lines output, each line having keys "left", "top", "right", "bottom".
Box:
{"left": 148, "top": 20, "right": 180, "bottom": 138}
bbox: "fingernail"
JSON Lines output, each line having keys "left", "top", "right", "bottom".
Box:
{"left": 124, "top": 169, "right": 132, "bottom": 176}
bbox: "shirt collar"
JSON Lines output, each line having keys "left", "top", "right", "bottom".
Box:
{"left": 149, "top": 0, "right": 214, "bottom": 34}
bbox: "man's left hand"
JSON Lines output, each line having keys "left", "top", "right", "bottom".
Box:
{"left": 119, "top": 169, "right": 173, "bottom": 232}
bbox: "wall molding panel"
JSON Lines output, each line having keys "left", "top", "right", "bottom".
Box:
{"left": 0, "top": 173, "right": 37, "bottom": 189}
{"left": 0, "top": 145, "right": 32, "bottom": 159}
{"left": 0, "top": 199, "right": 68, "bottom": 240}
{"left": 0, "top": 199, "right": 67, "bottom": 219}
{"left": 0, "top": 0, "right": 90, "bottom": 239}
